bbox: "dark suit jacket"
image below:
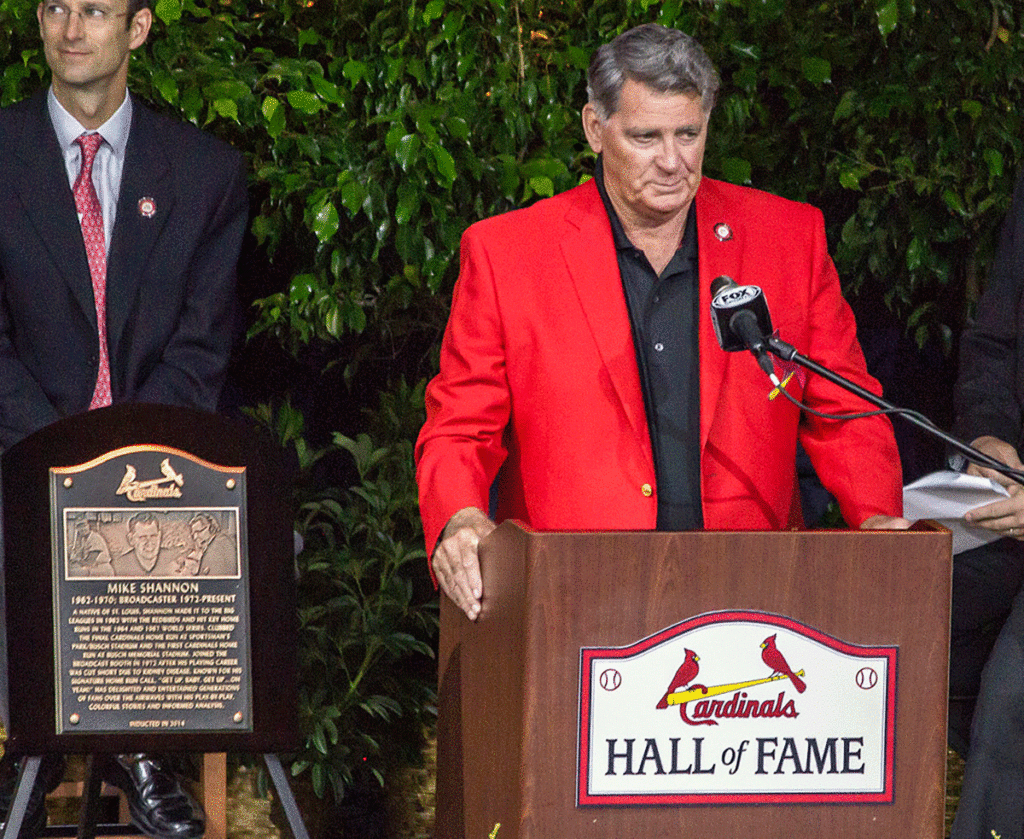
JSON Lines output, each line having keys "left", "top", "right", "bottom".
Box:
{"left": 955, "top": 172, "right": 1024, "bottom": 451}
{"left": 0, "top": 91, "right": 247, "bottom": 448}
{"left": 415, "top": 177, "right": 903, "bottom": 557}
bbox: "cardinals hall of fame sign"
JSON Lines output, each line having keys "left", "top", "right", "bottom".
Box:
{"left": 578, "top": 611, "right": 896, "bottom": 806}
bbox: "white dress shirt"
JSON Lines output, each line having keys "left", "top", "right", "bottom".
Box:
{"left": 47, "top": 88, "right": 132, "bottom": 256}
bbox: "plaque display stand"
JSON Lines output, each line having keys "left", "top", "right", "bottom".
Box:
{"left": 438, "top": 521, "right": 952, "bottom": 839}
{"left": 0, "top": 404, "right": 309, "bottom": 839}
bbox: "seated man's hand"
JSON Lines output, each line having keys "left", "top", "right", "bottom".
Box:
{"left": 859, "top": 514, "right": 911, "bottom": 530}
{"left": 965, "top": 435, "right": 1024, "bottom": 486}
{"left": 432, "top": 506, "right": 496, "bottom": 620}
{"left": 963, "top": 436, "right": 1024, "bottom": 540}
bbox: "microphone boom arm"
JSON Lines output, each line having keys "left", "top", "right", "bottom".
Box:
{"left": 766, "top": 335, "right": 1024, "bottom": 488}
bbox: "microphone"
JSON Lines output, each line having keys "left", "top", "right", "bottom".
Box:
{"left": 709, "top": 276, "right": 778, "bottom": 382}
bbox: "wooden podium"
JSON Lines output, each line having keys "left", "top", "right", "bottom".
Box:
{"left": 437, "top": 522, "right": 952, "bottom": 839}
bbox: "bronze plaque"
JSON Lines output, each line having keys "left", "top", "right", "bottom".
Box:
{"left": 50, "top": 445, "right": 252, "bottom": 735}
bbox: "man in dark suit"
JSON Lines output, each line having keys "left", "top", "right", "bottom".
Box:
{"left": 0, "top": 0, "right": 246, "bottom": 836}
{"left": 0, "top": 1, "right": 245, "bottom": 445}
{"left": 948, "top": 170, "right": 1024, "bottom": 839}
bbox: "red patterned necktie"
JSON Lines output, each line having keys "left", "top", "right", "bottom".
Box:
{"left": 73, "top": 132, "right": 112, "bottom": 409}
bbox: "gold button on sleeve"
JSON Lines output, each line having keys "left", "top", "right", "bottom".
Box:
{"left": 641, "top": 483, "right": 653, "bottom": 497}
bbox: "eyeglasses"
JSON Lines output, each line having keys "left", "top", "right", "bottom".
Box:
{"left": 41, "top": 2, "right": 129, "bottom": 29}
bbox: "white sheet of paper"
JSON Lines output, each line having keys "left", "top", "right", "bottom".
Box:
{"left": 902, "top": 470, "right": 1010, "bottom": 554}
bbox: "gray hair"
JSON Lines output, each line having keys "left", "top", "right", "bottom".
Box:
{"left": 587, "top": 24, "right": 720, "bottom": 120}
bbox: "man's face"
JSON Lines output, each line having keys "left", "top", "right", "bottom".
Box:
{"left": 129, "top": 520, "right": 161, "bottom": 564}
{"left": 37, "top": 0, "right": 151, "bottom": 98}
{"left": 582, "top": 79, "right": 709, "bottom": 230}
{"left": 190, "top": 521, "right": 213, "bottom": 552}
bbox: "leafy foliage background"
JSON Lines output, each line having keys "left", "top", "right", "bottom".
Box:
{"left": 1, "top": 0, "right": 1023, "bottom": 821}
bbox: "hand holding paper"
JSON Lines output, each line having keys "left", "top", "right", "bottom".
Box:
{"left": 902, "top": 471, "right": 1011, "bottom": 554}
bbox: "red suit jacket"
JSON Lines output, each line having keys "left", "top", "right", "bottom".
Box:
{"left": 416, "top": 177, "right": 902, "bottom": 556}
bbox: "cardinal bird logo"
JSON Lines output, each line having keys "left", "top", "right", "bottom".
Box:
{"left": 655, "top": 636, "right": 809, "bottom": 727}
{"left": 760, "top": 634, "right": 807, "bottom": 693}
{"left": 656, "top": 649, "right": 717, "bottom": 725}
{"left": 656, "top": 649, "right": 705, "bottom": 708}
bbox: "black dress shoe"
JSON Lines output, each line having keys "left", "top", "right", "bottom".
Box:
{"left": 101, "top": 754, "right": 205, "bottom": 839}
{"left": 0, "top": 754, "right": 66, "bottom": 839}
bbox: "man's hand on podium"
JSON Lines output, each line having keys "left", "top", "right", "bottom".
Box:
{"left": 963, "top": 435, "right": 1024, "bottom": 541}
{"left": 433, "top": 506, "right": 496, "bottom": 620}
{"left": 859, "top": 514, "right": 912, "bottom": 530}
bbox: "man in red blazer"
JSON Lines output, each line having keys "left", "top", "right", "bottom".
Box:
{"left": 416, "top": 24, "right": 908, "bottom": 620}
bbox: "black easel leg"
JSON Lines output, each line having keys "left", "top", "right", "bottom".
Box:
{"left": 2, "top": 756, "right": 41, "bottom": 839}
{"left": 76, "top": 755, "right": 104, "bottom": 839}
{"left": 262, "top": 754, "right": 310, "bottom": 839}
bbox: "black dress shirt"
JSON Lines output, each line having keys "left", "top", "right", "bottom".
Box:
{"left": 594, "top": 162, "right": 703, "bottom": 531}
